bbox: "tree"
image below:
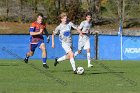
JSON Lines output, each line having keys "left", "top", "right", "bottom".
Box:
{"left": 5, "top": 0, "right": 9, "bottom": 21}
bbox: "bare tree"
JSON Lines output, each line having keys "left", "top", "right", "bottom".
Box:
{"left": 5, "top": 0, "right": 9, "bottom": 20}
{"left": 34, "top": 0, "right": 38, "bottom": 13}
{"left": 117, "top": 0, "right": 125, "bottom": 25}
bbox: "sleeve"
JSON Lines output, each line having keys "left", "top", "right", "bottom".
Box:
{"left": 53, "top": 25, "right": 60, "bottom": 35}
{"left": 69, "top": 22, "right": 77, "bottom": 29}
{"left": 78, "top": 21, "right": 84, "bottom": 30}
{"left": 29, "top": 23, "right": 36, "bottom": 32}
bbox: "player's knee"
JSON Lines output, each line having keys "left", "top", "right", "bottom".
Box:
{"left": 66, "top": 55, "right": 70, "bottom": 59}
{"left": 69, "top": 51, "right": 74, "bottom": 58}
{"left": 40, "top": 43, "right": 46, "bottom": 50}
{"left": 41, "top": 46, "right": 46, "bottom": 51}
{"left": 87, "top": 49, "right": 90, "bottom": 53}
{"left": 29, "top": 51, "right": 34, "bottom": 56}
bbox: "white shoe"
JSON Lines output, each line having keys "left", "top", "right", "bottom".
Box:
{"left": 88, "top": 64, "right": 93, "bottom": 68}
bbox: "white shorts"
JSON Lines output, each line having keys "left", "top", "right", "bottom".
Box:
{"left": 62, "top": 42, "right": 72, "bottom": 54}
{"left": 78, "top": 36, "right": 90, "bottom": 50}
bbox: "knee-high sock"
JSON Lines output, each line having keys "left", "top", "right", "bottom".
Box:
{"left": 57, "top": 55, "right": 67, "bottom": 62}
{"left": 25, "top": 54, "right": 29, "bottom": 59}
{"left": 87, "top": 53, "right": 91, "bottom": 65}
{"left": 70, "top": 58, "right": 76, "bottom": 71}
{"left": 42, "top": 57, "right": 47, "bottom": 64}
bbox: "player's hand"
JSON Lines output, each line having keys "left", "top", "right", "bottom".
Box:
{"left": 80, "top": 32, "right": 83, "bottom": 37}
{"left": 38, "top": 29, "right": 43, "bottom": 34}
{"left": 52, "top": 43, "right": 55, "bottom": 48}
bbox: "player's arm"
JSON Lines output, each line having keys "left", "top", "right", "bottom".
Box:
{"left": 77, "top": 27, "right": 83, "bottom": 36}
{"left": 30, "top": 29, "right": 43, "bottom": 35}
{"left": 90, "top": 23, "right": 99, "bottom": 34}
{"left": 52, "top": 26, "right": 59, "bottom": 48}
{"left": 90, "top": 28, "right": 94, "bottom": 34}
{"left": 70, "top": 22, "right": 83, "bottom": 36}
{"left": 29, "top": 23, "right": 43, "bottom": 35}
{"left": 52, "top": 32, "right": 55, "bottom": 48}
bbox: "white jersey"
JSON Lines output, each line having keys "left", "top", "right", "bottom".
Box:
{"left": 53, "top": 22, "right": 77, "bottom": 43}
{"left": 78, "top": 20, "right": 92, "bottom": 41}
{"left": 78, "top": 20, "right": 92, "bottom": 50}
{"left": 79, "top": 20, "right": 92, "bottom": 33}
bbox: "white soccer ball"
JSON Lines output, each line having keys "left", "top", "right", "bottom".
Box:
{"left": 77, "top": 67, "right": 84, "bottom": 75}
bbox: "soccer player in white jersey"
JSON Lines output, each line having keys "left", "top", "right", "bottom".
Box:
{"left": 52, "top": 12, "right": 82, "bottom": 74}
{"left": 74, "top": 12, "right": 93, "bottom": 68}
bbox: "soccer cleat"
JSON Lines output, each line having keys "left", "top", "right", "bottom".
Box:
{"left": 43, "top": 64, "right": 49, "bottom": 69}
{"left": 88, "top": 64, "right": 93, "bottom": 68}
{"left": 73, "top": 69, "right": 77, "bottom": 74}
{"left": 54, "top": 58, "right": 59, "bottom": 66}
{"left": 24, "top": 58, "right": 28, "bottom": 63}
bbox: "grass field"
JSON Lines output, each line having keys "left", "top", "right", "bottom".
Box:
{"left": 0, "top": 60, "right": 140, "bottom": 93}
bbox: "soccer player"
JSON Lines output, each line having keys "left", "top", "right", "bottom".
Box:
{"left": 52, "top": 12, "right": 82, "bottom": 74}
{"left": 74, "top": 12, "right": 93, "bottom": 68}
{"left": 24, "top": 13, "right": 49, "bottom": 69}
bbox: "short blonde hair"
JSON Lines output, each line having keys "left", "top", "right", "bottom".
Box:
{"left": 59, "top": 12, "right": 67, "bottom": 19}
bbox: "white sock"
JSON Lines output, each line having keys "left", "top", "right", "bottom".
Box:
{"left": 87, "top": 53, "right": 91, "bottom": 65}
{"left": 70, "top": 58, "right": 76, "bottom": 71}
{"left": 74, "top": 51, "right": 78, "bottom": 57}
{"left": 57, "top": 55, "right": 67, "bottom": 62}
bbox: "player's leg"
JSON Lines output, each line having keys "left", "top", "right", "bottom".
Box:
{"left": 39, "top": 43, "right": 49, "bottom": 69}
{"left": 74, "top": 50, "right": 81, "bottom": 57}
{"left": 24, "top": 44, "right": 37, "bottom": 63}
{"left": 63, "top": 43, "right": 77, "bottom": 73}
{"left": 86, "top": 48, "right": 93, "bottom": 67}
{"left": 54, "top": 49, "right": 77, "bottom": 73}
{"left": 74, "top": 37, "right": 83, "bottom": 57}
{"left": 57, "top": 55, "right": 67, "bottom": 62}
{"left": 84, "top": 40, "right": 93, "bottom": 68}
{"left": 54, "top": 43, "right": 77, "bottom": 73}
{"left": 54, "top": 54, "right": 69, "bottom": 66}
{"left": 68, "top": 50, "right": 77, "bottom": 73}
{"left": 54, "top": 43, "right": 70, "bottom": 66}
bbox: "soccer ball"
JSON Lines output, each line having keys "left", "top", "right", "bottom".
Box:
{"left": 77, "top": 67, "right": 84, "bottom": 75}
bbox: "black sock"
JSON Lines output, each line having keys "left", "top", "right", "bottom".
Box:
{"left": 25, "top": 55, "right": 29, "bottom": 59}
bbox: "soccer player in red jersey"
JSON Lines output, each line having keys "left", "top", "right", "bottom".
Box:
{"left": 24, "top": 13, "right": 49, "bottom": 69}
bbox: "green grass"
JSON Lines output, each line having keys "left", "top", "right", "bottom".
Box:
{"left": 0, "top": 60, "right": 140, "bottom": 93}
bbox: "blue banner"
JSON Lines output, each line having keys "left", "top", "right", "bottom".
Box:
{"left": 98, "top": 35, "right": 140, "bottom": 60}
{"left": 122, "top": 36, "right": 140, "bottom": 60}
{"left": 1, "top": 35, "right": 140, "bottom": 60}
{"left": 98, "top": 35, "right": 121, "bottom": 60}
{"left": 0, "top": 35, "right": 95, "bottom": 60}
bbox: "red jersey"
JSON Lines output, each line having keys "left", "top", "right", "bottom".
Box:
{"left": 29, "top": 21, "right": 46, "bottom": 44}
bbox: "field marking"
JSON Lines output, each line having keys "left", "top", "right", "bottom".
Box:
{"left": 73, "top": 46, "right": 137, "bottom": 87}
{"left": 1, "top": 47, "right": 68, "bottom": 87}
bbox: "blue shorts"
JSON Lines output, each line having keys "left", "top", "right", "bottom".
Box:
{"left": 30, "top": 40, "right": 44, "bottom": 52}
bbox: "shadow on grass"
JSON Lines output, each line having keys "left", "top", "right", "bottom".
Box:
{"left": 90, "top": 71, "right": 125, "bottom": 75}
{"left": 0, "top": 64, "right": 19, "bottom": 66}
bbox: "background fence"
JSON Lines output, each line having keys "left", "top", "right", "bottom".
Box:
{"left": 1, "top": 34, "right": 140, "bottom": 60}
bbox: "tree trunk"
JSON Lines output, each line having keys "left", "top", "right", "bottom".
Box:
{"left": 6, "top": 0, "right": 9, "bottom": 20}
{"left": 34, "top": 0, "right": 38, "bottom": 14}
{"left": 122, "top": 0, "right": 125, "bottom": 23}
